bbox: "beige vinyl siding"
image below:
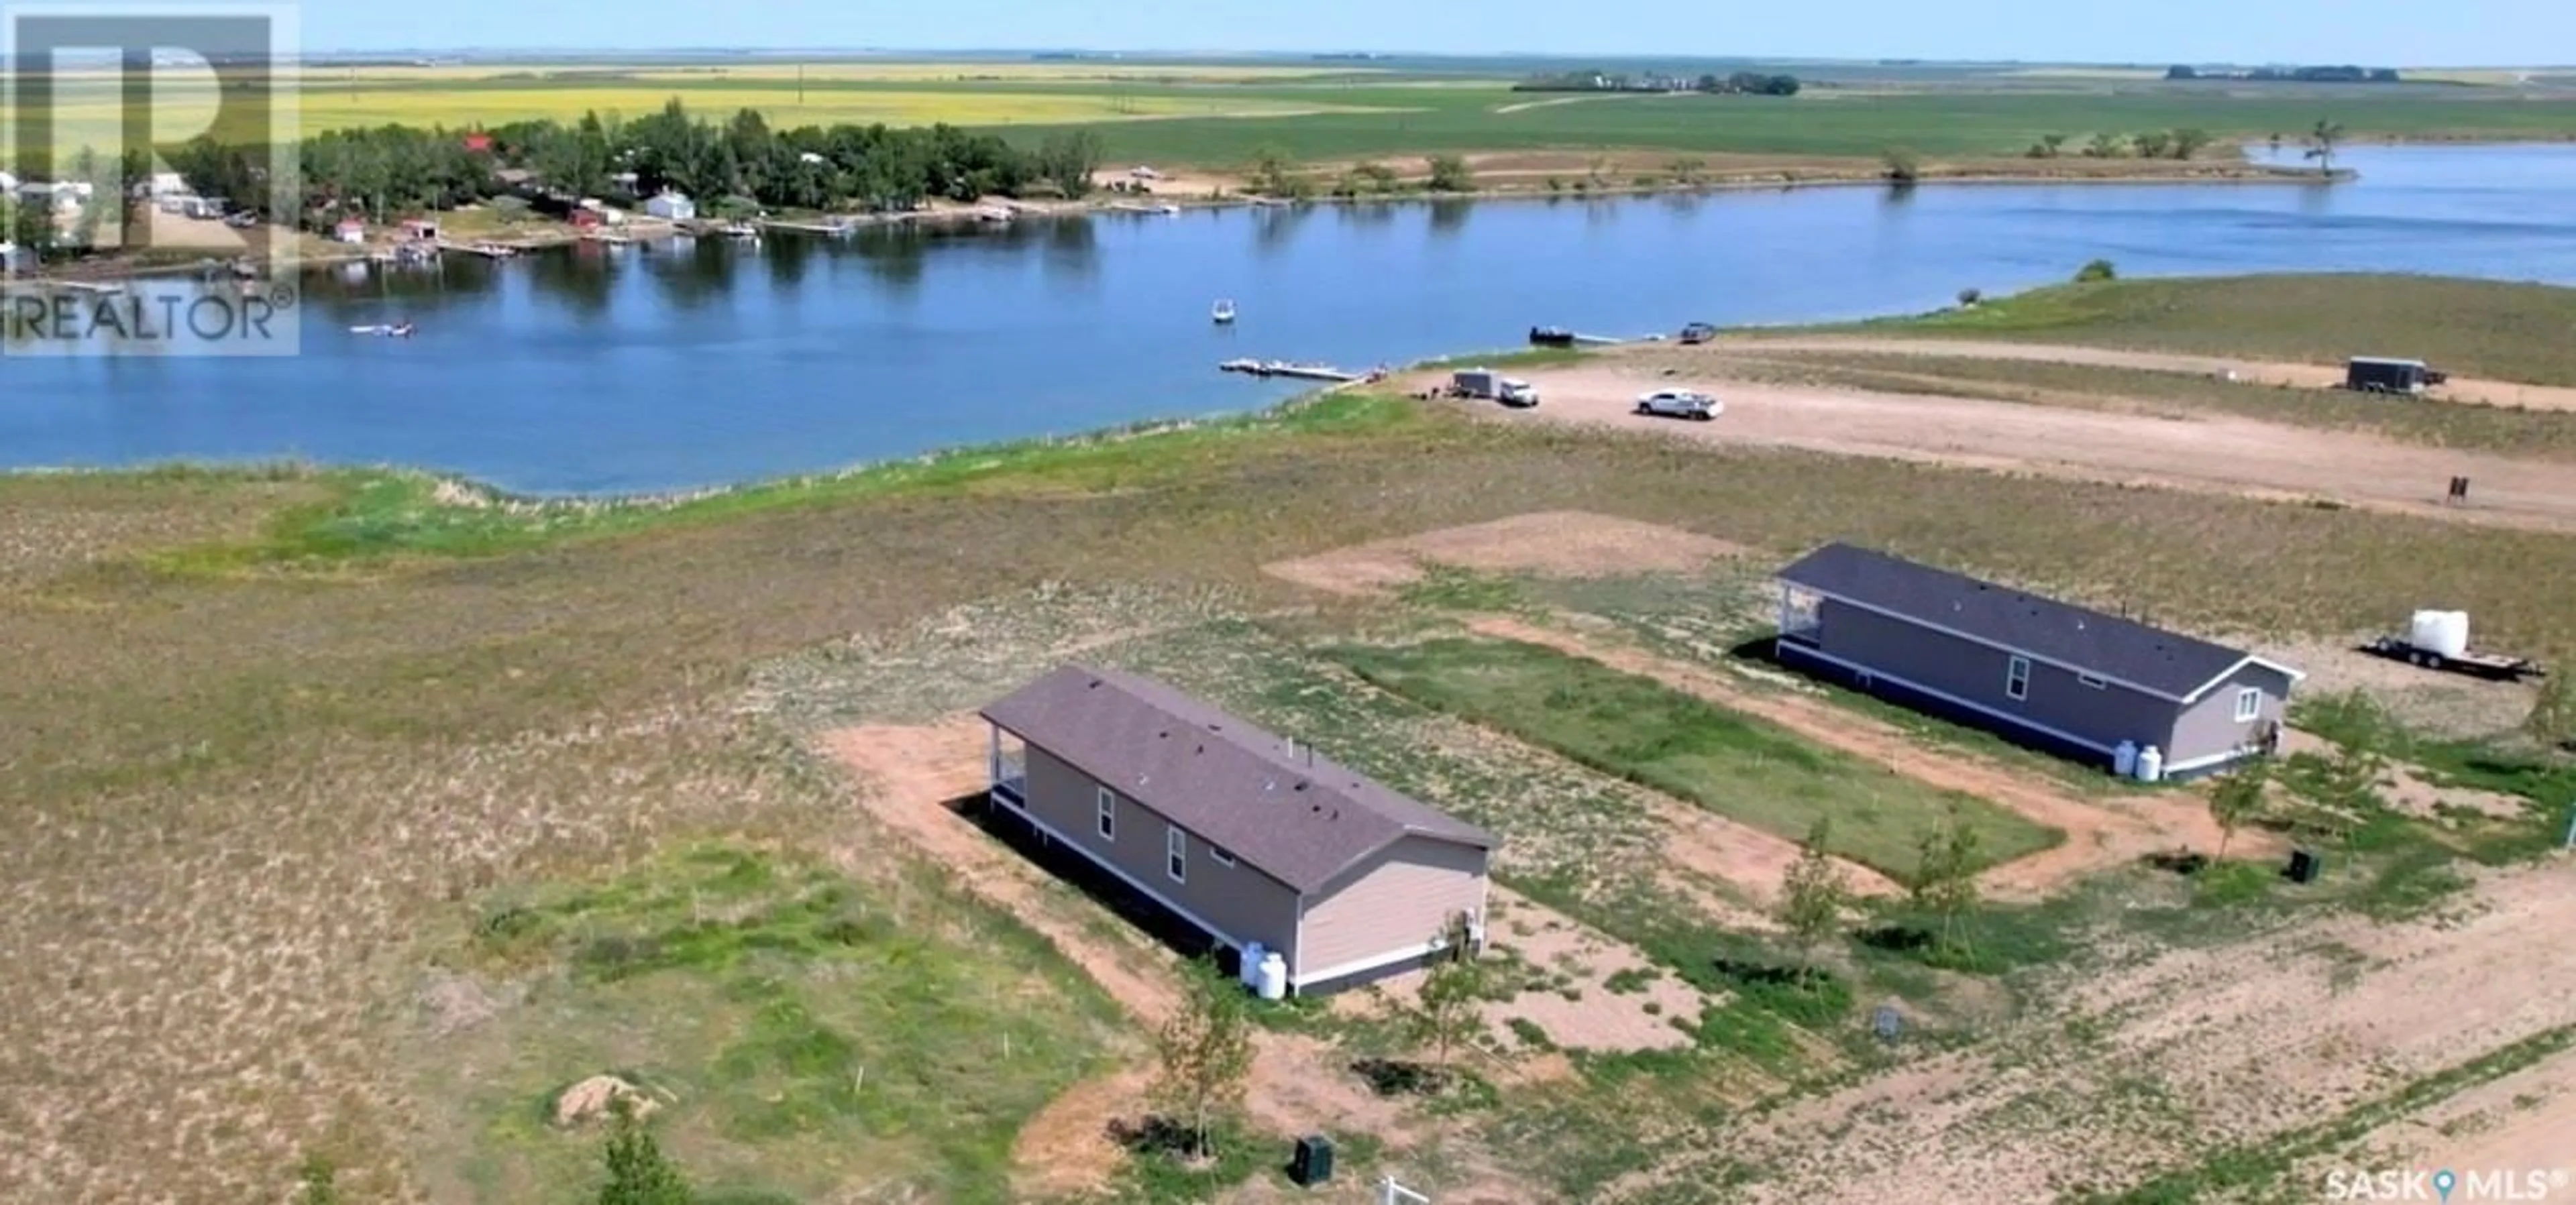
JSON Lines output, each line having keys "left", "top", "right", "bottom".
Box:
{"left": 1017, "top": 744, "right": 1303, "bottom": 960}
{"left": 1296, "top": 836, "right": 1489, "bottom": 981}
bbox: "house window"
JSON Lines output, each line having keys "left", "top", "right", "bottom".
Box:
{"left": 1166, "top": 825, "right": 1187, "bottom": 883}
{"left": 2005, "top": 655, "right": 2031, "bottom": 701}
{"left": 1208, "top": 846, "right": 1236, "bottom": 868}
{"left": 2078, "top": 673, "right": 2107, "bottom": 689}
{"left": 2234, "top": 687, "right": 2264, "bottom": 722}
{"left": 1095, "top": 787, "right": 1116, "bottom": 840}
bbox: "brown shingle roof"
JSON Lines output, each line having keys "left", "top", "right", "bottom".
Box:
{"left": 979, "top": 664, "right": 1495, "bottom": 895}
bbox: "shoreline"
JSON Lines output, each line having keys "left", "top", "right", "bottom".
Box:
{"left": 11, "top": 158, "right": 2347, "bottom": 284}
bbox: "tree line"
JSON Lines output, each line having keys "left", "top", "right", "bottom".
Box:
{"left": 1513, "top": 70, "right": 1801, "bottom": 96}
{"left": 158, "top": 98, "right": 1106, "bottom": 231}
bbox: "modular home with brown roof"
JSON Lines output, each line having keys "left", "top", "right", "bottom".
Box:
{"left": 1774, "top": 543, "right": 2304, "bottom": 780}
{"left": 980, "top": 665, "right": 1498, "bottom": 995}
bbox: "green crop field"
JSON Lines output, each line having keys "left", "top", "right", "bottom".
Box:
{"left": 9, "top": 59, "right": 2576, "bottom": 163}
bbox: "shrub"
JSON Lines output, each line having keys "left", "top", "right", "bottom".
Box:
{"left": 2074, "top": 259, "right": 2118, "bottom": 283}
{"left": 1881, "top": 148, "right": 1921, "bottom": 184}
{"left": 1426, "top": 154, "right": 1474, "bottom": 193}
{"left": 1956, "top": 287, "right": 1983, "bottom": 307}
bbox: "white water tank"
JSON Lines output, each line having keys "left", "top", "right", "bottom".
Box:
{"left": 2113, "top": 740, "right": 2139, "bottom": 778}
{"left": 2408, "top": 610, "right": 2471, "bottom": 659}
{"left": 1256, "top": 952, "right": 1288, "bottom": 1001}
{"left": 2135, "top": 744, "right": 2165, "bottom": 783}
{"left": 1239, "top": 942, "right": 1266, "bottom": 988}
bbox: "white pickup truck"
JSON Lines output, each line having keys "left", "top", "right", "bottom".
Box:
{"left": 1634, "top": 388, "right": 1720, "bottom": 420}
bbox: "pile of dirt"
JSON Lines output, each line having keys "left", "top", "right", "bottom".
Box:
{"left": 551, "top": 1075, "right": 657, "bottom": 1127}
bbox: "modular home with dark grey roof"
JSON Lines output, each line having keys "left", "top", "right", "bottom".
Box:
{"left": 980, "top": 665, "right": 1498, "bottom": 995}
{"left": 1774, "top": 543, "right": 2303, "bottom": 779}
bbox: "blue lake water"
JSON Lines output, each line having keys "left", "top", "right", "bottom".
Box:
{"left": 7, "top": 144, "right": 2576, "bottom": 495}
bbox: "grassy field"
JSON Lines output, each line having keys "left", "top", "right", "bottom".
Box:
{"left": 7, "top": 276, "right": 2576, "bottom": 1200}
{"left": 1831, "top": 274, "right": 2576, "bottom": 386}
{"left": 1709, "top": 350, "right": 2576, "bottom": 459}
{"left": 1328, "top": 634, "right": 2061, "bottom": 876}
{"left": 413, "top": 846, "right": 1127, "bottom": 1203}
{"left": 13, "top": 61, "right": 2576, "bottom": 160}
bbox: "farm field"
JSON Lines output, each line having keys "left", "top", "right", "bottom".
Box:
{"left": 5, "top": 276, "right": 2576, "bottom": 1201}
{"left": 11, "top": 58, "right": 2576, "bottom": 162}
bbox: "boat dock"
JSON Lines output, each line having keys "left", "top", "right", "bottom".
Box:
{"left": 436, "top": 239, "right": 518, "bottom": 259}
{"left": 759, "top": 219, "right": 855, "bottom": 235}
{"left": 1220, "top": 358, "right": 1366, "bottom": 382}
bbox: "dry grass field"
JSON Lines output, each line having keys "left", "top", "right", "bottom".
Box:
{"left": 6, "top": 278, "right": 2576, "bottom": 1202}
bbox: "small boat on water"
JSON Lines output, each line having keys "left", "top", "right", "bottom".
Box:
{"left": 350, "top": 321, "right": 415, "bottom": 338}
{"left": 1212, "top": 299, "right": 1237, "bottom": 325}
{"left": 721, "top": 223, "right": 760, "bottom": 240}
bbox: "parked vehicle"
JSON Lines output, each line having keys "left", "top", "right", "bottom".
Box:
{"left": 1634, "top": 388, "right": 1719, "bottom": 420}
{"left": 1678, "top": 322, "right": 1717, "bottom": 344}
{"left": 2343, "top": 356, "right": 2448, "bottom": 395}
{"left": 2361, "top": 609, "right": 2542, "bottom": 681}
{"left": 1452, "top": 368, "right": 1539, "bottom": 407}
{"left": 1527, "top": 325, "right": 1576, "bottom": 347}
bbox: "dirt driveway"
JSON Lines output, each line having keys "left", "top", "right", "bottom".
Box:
{"left": 1702, "top": 334, "right": 2576, "bottom": 413}
{"left": 1470, "top": 363, "right": 2576, "bottom": 532}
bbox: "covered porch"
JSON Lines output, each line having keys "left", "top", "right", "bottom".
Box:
{"left": 987, "top": 722, "right": 1028, "bottom": 807}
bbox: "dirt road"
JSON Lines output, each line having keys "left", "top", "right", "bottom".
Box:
{"left": 1701, "top": 334, "right": 2576, "bottom": 412}
{"left": 1479, "top": 364, "right": 2576, "bottom": 532}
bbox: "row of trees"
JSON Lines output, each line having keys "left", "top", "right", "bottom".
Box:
{"left": 157, "top": 98, "right": 1106, "bottom": 231}
{"left": 2023, "top": 127, "right": 2218, "bottom": 160}
{"left": 1513, "top": 70, "right": 1801, "bottom": 97}
{"left": 2167, "top": 64, "right": 2402, "bottom": 83}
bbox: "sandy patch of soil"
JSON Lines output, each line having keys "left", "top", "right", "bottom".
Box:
{"left": 1473, "top": 362, "right": 2576, "bottom": 534}
{"left": 1263, "top": 510, "right": 1747, "bottom": 598}
{"left": 1706, "top": 335, "right": 2576, "bottom": 414}
{"left": 1360, "top": 888, "right": 1717, "bottom": 1055}
{"left": 2267, "top": 636, "right": 2542, "bottom": 740}
{"left": 1463, "top": 614, "right": 2264, "bottom": 897}
{"left": 2346, "top": 1041, "right": 2576, "bottom": 1175}
{"left": 1733, "top": 859, "right": 2576, "bottom": 1203}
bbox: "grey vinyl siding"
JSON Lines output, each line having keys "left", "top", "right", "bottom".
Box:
{"left": 1018, "top": 746, "right": 1303, "bottom": 962}
{"left": 1799, "top": 597, "right": 2184, "bottom": 754}
{"left": 2169, "top": 664, "right": 2298, "bottom": 767}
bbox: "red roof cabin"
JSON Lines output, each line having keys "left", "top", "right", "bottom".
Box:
{"left": 398, "top": 217, "right": 440, "bottom": 241}
{"left": 331, "top": 217, "right": 368, "bottom": 244}
{"left": 568, "top": 208, "right": 603, "bottom": 229}
{"left": 461, "top": 132, "right": 494, "bottom": 154}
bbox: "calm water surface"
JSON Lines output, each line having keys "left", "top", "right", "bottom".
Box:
{"left": 9, "top": 144, "right": 2576, "bottom": 494}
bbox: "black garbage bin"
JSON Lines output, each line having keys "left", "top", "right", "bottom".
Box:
{"left": 1289, "top": 1133, "right": 1334, "bottom": 1186}
{"left": 2286, "top": 848, "right": 2322, "bottom": 884}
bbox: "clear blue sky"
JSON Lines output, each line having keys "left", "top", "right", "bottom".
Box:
{"left": 295, "top": 0, "right": 2567, "bottom": 67}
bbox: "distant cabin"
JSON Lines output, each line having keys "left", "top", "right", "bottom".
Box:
{"left": 643, "top": 190, "right": 696, "bottom": 222}
{"left": 1773, "top": 543, "right": 2302, "bottom": 779}
{"left": 982, "top": 665, "right": 1499, "bottom": 994}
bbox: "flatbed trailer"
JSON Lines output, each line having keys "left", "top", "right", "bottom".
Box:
{"left": 2360, "top": 636, "right": 2544, "bottom": 681}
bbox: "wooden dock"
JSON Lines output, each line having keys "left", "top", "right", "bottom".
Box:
{"left": 436, "top": 239, "right": 518, "bottom": 259}
{"left": 759, "top": 219, "right": 853, "bottom": 235}
{"left": 1220, "top": 358, "right": 1366, "bottom": 383}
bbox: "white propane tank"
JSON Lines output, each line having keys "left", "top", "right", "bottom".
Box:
{"left": 2135, "top": 744, "right": 2165, "bottom": 783}
{"left": 2113, "top": 740, "right": 2139, "bottom": 778}
{"left": 2410, "top": 610, "right": 2471, "bottom": 659}
{"left": 1256, "top": 952, "right": 1288, "bottom": 1001}
{"left": 1239, "top": 942, "right": 1266, "bottom": 988}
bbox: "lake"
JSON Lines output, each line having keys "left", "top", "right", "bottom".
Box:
{"left": 9, "top": 144, "right": 2576, "bottom": 495}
